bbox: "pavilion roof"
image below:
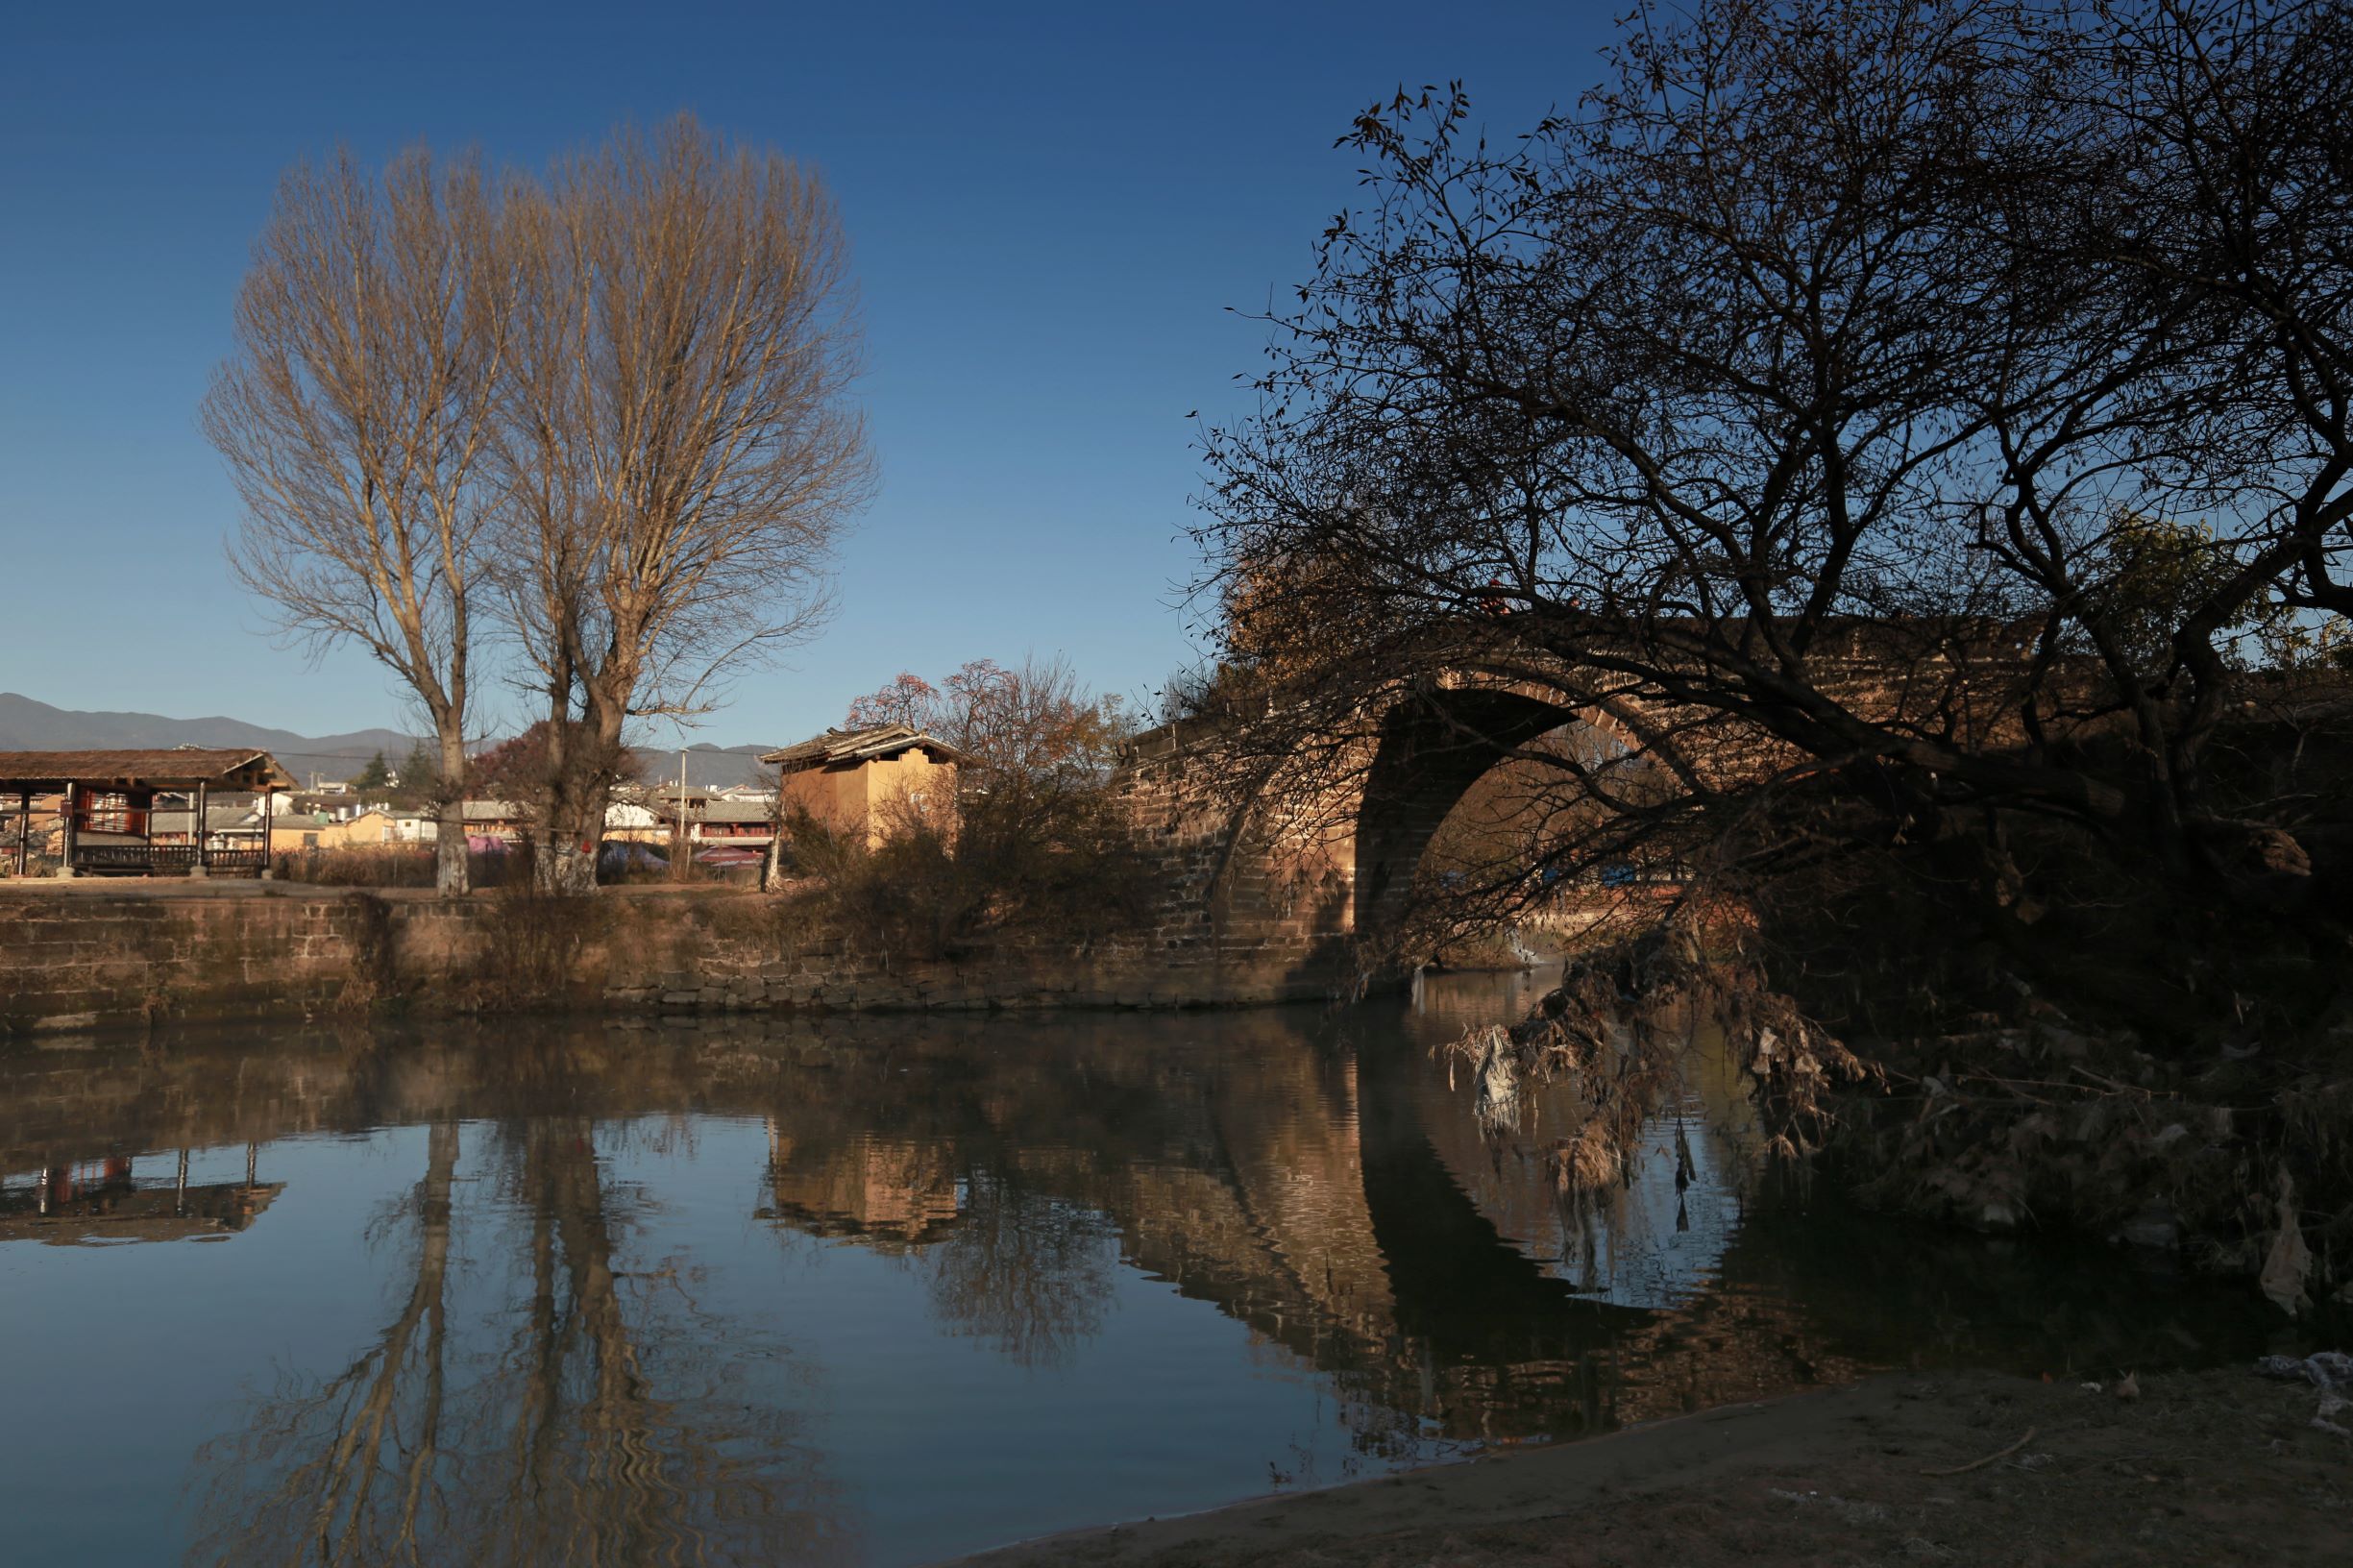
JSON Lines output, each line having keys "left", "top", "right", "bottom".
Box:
{"left": 0, "top": 748, "right": 296, "bottom": 793}
{"left": 759, "top": 723, "right": 970, "bottom": 772}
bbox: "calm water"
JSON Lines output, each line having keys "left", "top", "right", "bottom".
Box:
{"left": 0, "top": 973, "right": 2283, "bottom": 1565}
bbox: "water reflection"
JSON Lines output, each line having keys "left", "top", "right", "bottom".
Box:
{"left": 0, "top": 1144, "right": 279, "bottom": 1243}
{"left": 0, "top": 978, "right": 2285, "bottom": 1565}
{"left": 184, "top": 1116, "right": 848, "bottom": 1568}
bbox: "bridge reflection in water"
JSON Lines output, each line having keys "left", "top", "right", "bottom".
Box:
{"left": 0, "top": 975, "right": 2277, "bottom": 1566}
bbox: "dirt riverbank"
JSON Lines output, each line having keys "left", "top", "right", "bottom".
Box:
{"left": 953, "top": 1367, "right": 2347, "bottom": 1567}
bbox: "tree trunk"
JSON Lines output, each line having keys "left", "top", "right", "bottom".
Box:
{"left": 553, "top": 683, "right": 630, "bottom": 894}
{"left": 434, "top": 725, "right": 470, "bottom": 897}
{"left": 528, "top": 660, "right": 604, "bottom": 895}
{"left": 536, "top": 836, "right": 600, "bottom": 895}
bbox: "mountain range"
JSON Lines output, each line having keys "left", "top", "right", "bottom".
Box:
{"left": 0, "top": 693, "right": 777, "bottom": 791}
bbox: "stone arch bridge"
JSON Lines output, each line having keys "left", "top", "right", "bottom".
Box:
{"left": 1109, "top": 673, "right": 1653, "bottom": 999}
{"left": 1107, "top": 635, "right": 2014, "bottom": 1001}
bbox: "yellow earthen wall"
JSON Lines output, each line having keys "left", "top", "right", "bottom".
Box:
{"left": 778, "top": 751, "right": 956, "bottom": 847}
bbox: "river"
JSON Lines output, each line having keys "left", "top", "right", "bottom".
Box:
{"left": 0, "top": 971, "right": 2281, "bottom": 1564}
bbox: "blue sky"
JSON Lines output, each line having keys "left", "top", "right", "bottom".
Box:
{"left": 1, "top": 1, "right": 1617, "bottom": 747}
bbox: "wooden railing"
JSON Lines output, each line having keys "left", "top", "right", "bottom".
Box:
{"left": 69, "top": 845, "right": 268, "bottom": 876}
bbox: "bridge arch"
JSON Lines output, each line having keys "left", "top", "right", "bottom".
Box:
{"left": 1352, "top": 686, "right": 1636, "bottom": 934}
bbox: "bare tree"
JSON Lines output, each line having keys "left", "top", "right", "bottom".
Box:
{"left": 1191, "top": 0, "right": 2353, "bottom": 1045}
{"left": 499, "top": 115, "right": 875, "bottom": 892}
{"left": 205, "top": 147, "right": 512, "bottom": 896}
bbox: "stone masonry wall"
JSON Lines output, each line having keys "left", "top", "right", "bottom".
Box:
{"left": 0, "top": 880, "right": 1346, "bottom": 1039}
{"left": 1110, "top": 725, "right": 1359, "bottom": 988}
{"left": 0, "top": 889, "right": 481, "bottom": 1035}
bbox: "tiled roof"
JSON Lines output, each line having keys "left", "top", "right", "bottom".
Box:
{"left": 149, "top": 806, "right": 262, "bottom": 834}
{"left": 758, "top": 723, "right": 970, "bottom": 772}
{"left": 701, "top": 799, "right": 778, "bottom": 824}
{"left": 0, "top": 748, "right": 297, "bottom": 790}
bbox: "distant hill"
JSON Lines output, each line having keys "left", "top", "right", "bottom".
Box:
{"left": 0, "top": 692, "right": 421, "bottom": 786}
{"left": 0, "top": 693, "right": 781, "bottom": 792}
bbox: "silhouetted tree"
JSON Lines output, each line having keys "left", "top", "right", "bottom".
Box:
{"left": 1194, "top": 0, "right": 2353, "bottom": 1041}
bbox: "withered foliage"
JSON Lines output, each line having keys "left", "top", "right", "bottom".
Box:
{"left": 1448, "top": 911, "right": 1876, "bottom": 1198}
{"left": 499, "top": 117, "right": 870, "bottom": 893}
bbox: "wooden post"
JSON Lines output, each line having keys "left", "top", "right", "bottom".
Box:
{"left": 14, "top": 789, "right": 27, "bottom": 877}
{"left": 258, "top": 781, "right": 275, "bottom": 879}
{"left": 131, "top": 787, "right": 154, "bottom": 876}
{"left": 59, "top": 781, "right": 76, "bottom": 877}
{"left": 192, "top": 781, "right": 208, "bottom": 878}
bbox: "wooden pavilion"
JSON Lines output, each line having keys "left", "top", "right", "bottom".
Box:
{"left": 0, "top": 748, "right": 297, "bottom": 878}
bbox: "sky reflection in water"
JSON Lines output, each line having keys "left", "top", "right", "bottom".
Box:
{"left": 0, "top": 973, "right": 2282, "bottom": 1565}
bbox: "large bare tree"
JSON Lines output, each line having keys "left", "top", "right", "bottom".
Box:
{"left": 499, "top": 116, "right": 874, "bottom": 891}
{"left": 205, "top": 148, "right": 512, "bottom": 895}
{"left": 1193, "top": 0, "right": 2353, "bottom": 1044}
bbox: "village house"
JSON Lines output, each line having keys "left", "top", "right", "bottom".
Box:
{"left": 601, "top": 797, "right": 665, "bottom": 843}
{"left": 149, "top": 801, "right": 268, "bottom": 852}
{"left": 461, "top": 800, "right": 531, "bottom": 848}
{"left": 315, "top": 805, "right": 438, "bottom": 848}
{"left": 617, "top": 783, "right": 723, "bottom": 845}
{"left": 605, "top": 785, "right": 779, "bottom": 859}
{"left": 760, "top": 723, "right": 967, "bottom": 849}
{"left": 698, "top": 798, "right": 776, "bottom": 841}
{"left": 265, "top": 811, "right": 337, "bottom": 853}
{"left": 683, "top": 798, "right": 776, "bottom": 868}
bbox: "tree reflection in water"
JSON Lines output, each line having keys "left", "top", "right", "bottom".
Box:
{"left": 187, "top": 1117, "right": 848, "bottom": 1568}
{"left": 925, "top": 1170, "right": 1115, "bottom": 1370}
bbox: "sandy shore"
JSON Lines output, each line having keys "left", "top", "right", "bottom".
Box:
{"left": 947, "top": 1367, "right": 2348, "bottom": 1567}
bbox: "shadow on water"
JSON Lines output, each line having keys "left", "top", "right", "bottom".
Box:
{"left": 0, "top": 973, "right": 2294, "bottom": 1564}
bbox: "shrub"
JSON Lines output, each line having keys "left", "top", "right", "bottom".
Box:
{"left": 783, "top": 783, "right": 1158, "bottom": 963}
{"left": 469, "top": 881, "right": 614, "bottom": 1006}
{"left": 272, "top": 847, "right": 436, "bottom": 886}
{"left": 805, "top": 655, "right": 1159, "bottom": 958}
{"left": 270, "top": 846, "right": 518, "bottom": 888}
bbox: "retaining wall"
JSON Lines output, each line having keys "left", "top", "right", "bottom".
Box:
{"left": 0, "top": 883, "right": 1351, "bottom": 1037}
